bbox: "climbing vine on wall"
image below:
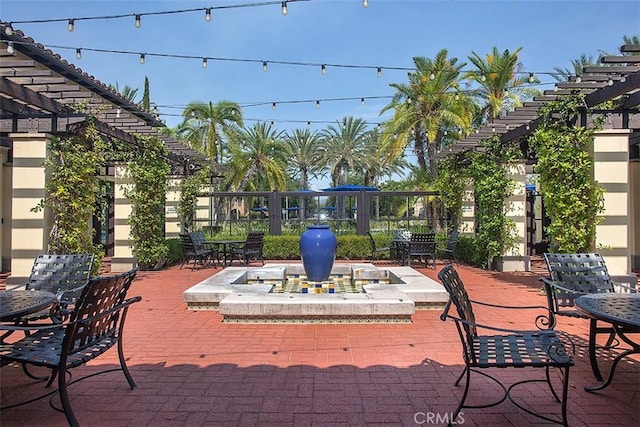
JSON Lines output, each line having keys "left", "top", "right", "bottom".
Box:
{"left": 124, "top": 134, "right": 171, "bottom": 270}
{"left": 434, "top": 152, "right": 468, "bottom": 229}
{"left": 528, "top": 95, "right": 604, "bottom": 252}
{"left": 33, "top": 120, "right": 105, "bottom": 274}
{"left": 468, "top": 135, "right": 519, "bottom": 269}
{"left": 177, "top": 166, "right": 211, "bottom": 232}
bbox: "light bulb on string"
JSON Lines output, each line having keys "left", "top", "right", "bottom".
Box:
{"left": 362, "top": 0, "right": 368, "bottom": 7}
{"left": 134, "top": 14, "right": 141, "bottom": 28}
{"left": 7, "top": 41, "right": 14, "bottom": 54}
{"left": 205, "top": 8, "right": 212, "bottom": 22}
{"left": 316, "top": 100, "right": 320, "bottom": 108}
{"left": 526, "top": 123, "right": 530, "bottom": 131}
{"left": 429, "top": 71, "right": 435, "bottom": 80}
{"left": 321, "top": 64, "right": 326, "bottom": 75}
{"left": 480, "top": 73, "right": 486, "bottom": 82}
{"left": 4, "top": 24, "right": 13, "bottom": 36}
{"left": 377, "top": 67, "right": 382, "bottom": 78}
{"left": 67, "top": 19, "right": 75, "bottom": 32}
{"left": 76, "top": 48, "right": 82, "bottom": 59}
{"left": 607, "top": 78, "right": 614, "bottom": 86}
{"left": 528, "top": 73, "right": 535, "bottom": 83}
{"left": 272, "top": 102, "right": 277, "bottom": 111}
{"left": 281, "top": 2, "right": 288, "bottom": 15}
{"left": 504, "top": 88, "right": 509, "bottom": 96}
{"left": 455, "top": 92, "right": 460, "bottom": 100}
{"left": 576, "top": 75, "right": 582, "bottom": 83}
{"left": 306, "top": 121, "right": 310, "bottom": 129}
{"left": 360, "top": 98, "right": 365, "bottom": 105}
{"left": 202, "top": 58, "right": 208, "bottom": 68}
{"left": 140, "top": 53, "right": 146, "bottom": 64}
{"left": 116, "top": 108, "right": 121, "bottom": 119}
{"left": 262, "top": 61, "right": 268, "bottom": 72}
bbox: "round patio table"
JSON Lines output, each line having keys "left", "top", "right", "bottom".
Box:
{"left": 575, "top": 293, "right": 640, "bottom": 392}
{"left": 0, "top": 290, "right": 57, "bottom": 322}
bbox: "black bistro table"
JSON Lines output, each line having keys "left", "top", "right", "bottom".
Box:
{"left": 0, "top": 290, "right": 57, "bottom": 322}
{"left": 209, "top": 239, "right": 245, "bottom": 266}
{"left": 575, "top": 293, "right": 640, "bottom": 392}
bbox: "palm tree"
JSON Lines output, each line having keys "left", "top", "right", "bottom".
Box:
{"left": 381, "top": 50, "right": 475, "bottom": 178}
{"left": 552, "top": 54, "right": 602, "bottom": 82}
{"left": 467, "top": 46, "right": 532, "bottom": 121}
{"left": 284, "top": 128, "right": 324, "bottom": 219}
{"left": 319, "top": 116, "right": 369, "bottom": 187}
{"left": 361, "top": 128, "right": 407, "bottom": 188}
{"left": 108, "top": 82, "right": 139, "bottom": 103}
{"left": 226, "top": 122, "right": 288, "bottom": 192}
{"left": 179, "top": 101, "right": 243, "bottom": 163}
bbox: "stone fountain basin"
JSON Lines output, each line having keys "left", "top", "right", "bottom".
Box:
{"left": 183, "top": 263, "right": 448, "bottom": 322}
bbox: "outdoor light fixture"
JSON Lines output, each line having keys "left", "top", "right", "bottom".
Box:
{"left": 505, "top": 123, "right": 510, "bottom": 130}
{"left": 262, "top": 61, "right": 268, "bottom": 72}
{"left": 455, "top": 92, "right": 460, "bottom": 100}
{"left": 526, "top": 124, "right": 530, "bottom": 131}
{"left": 480, "top": 73, "right": 486, "bottom": 82}
{"left": 316, "top": 100, "right": 320, "bottom": 108}
{"left": 430, "top": 71, "right": 435, "bottom": 80}
{"left": 607, "top": 78, "right": 614, "bottom": 86}
{"left": 76, "top": 48, "right": 82, "bottom": 59}
{"left": 116, "top": 107, "right": 121, "bottom": 118}
{"left": 360, "top": 97, "right": 365, "bottom": 105}
{"left": 504, "top": 88, "right": 509, "bottom": 96}
{"left": 272, "top": 102, "right": 277, "bottom": 110}
{"left": 553, "top": 85, "right": 558, "bottom": 92}
{"left": 139, "top": 53, "right": 146, "bottom": 64}
{"left": 4, "top": 24, "right": 13, "bottom": 36}
{"left": 134, "top": 14, "right": 141, "bottom": 28}
{"left": 281, "top": 2, "right": 288, "bottom": 15}
{"left": 362, "top": 0, "right": 368, "bottom": 7}
{"left": 528, "top": 72, "right": 535, "bottom": 83}
{"left": 7, "top": 41, "right": 14, "bottom": 54}
{"left": 67, "top": 19, "right": 75, "bottom": 32}
{"left": 576, "top": 75, "right": 582, "bottom": 83}
{"left": 321, "top": 64, "right": 326, "bottom": 75}
{"left": 377, "top": 67, "right": 382, "bottom": 78}
{"left": 205, "top": 8, "right": 212, "bottom": 22}
{"left": 306, "top": 121, "right": 310, "bottom": 128}
{"left": 202, "top": 57, "right": 208, "bottom": 68}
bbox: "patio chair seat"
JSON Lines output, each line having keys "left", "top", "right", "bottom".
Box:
{"left": 229, "top": 231, "right": 265, "bottom": 266}
{"left": 406, "top": 232, "right": 436, "bottom": 269}
{"left": 367, "top": 232, "right": 390, "bottom": 262}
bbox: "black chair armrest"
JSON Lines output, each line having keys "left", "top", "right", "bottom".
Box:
{"left": 539, "top": 277, "right": 589, "bottom": 296}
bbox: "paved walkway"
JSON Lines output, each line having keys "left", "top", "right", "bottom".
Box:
{"left": 1, "top": 261, "right": 638, "bottom": 426}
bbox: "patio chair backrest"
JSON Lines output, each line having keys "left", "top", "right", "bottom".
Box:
{"left": 409, "top": 232, "right": 436, "bottom": 252}
{"left": 392, "top": 229, "right": 411, "bottom": 241}
{"left": 26, "top": 254, "right": 94, "bottom": 302}
{"left": 245, "top": 231, "right": 265, "bottom": 255}
{"left": 438, "top": 265, "right": 477, "bottom": 360}
{"left": 66, "top": 268, "right": 139, "bottom": 354}
{"left": 544, "top": 253, "right": 615, "bottom": 309}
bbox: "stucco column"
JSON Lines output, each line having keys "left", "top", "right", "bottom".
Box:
{"left": 593, "top": 129, "right": 632, "bottom": 275}
{"left": 7, "top": 133, "right": 51, "bottom": 283}
{"left": 111, "top": 163, "right": 136, "bottom": 272}
{"left": 498, "top": 162, "right": 529, "bottom": 272}
{"left": 166, "top": 177, "right": 182, "bottom": 238}
{"left": 460, "top": 178, "right": 475, "bottom": 235}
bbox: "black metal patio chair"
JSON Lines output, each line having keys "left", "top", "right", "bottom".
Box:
{"left": 228, "top": 231, "right": 265, "bottom": 266}
{"left": 0, "top": 268, "right": 141, "bottom": 427}
{"left": 179, "top": 233, "right": 215, "bottom": 270}
{"left": 367, "top": 232, "right": 390, "bottom": 262}
{"left": 406, "top": 232, "right": 436, "bottom": 269}
{"left": 540, "top": 252, "right": 638, "bottom": 378}
{"left": 438, "top": 264, "right": 574, "bottom": 426}
{"left": 437, "top": 229, "right": 459, "bottom": 264}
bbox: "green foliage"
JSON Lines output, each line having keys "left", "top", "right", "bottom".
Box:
{"left": 452, "top": 235, "right": 485, "bottom": 267}
{"left": 261, "top": 235, "right": 372, "bottom": 260}
{"left": 34, "top": 121, "right": 105, "bottom": 274}
{"left": 434, "top": 153, "right": 468, "bottom": 227}
{"left": 469, "top": 135, "right": 518, "bottom": 269}
{"left": 178, "top": 167, "right": 210, "bottom": 231}
{"left": 528, "top": 95, "right": 604, "bottom": 252}
{"left": 164, "top": 238, "right": 184, "bottom": 265}
{"left": 125, "top": 135, "right": 171, "bottom": 270}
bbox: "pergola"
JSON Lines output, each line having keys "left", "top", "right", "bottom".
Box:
{"left": 435, "top": 44, "right": 640, "bottom": 158}
{"left": 0, "top": 21, "right": 211, "bottom": 171}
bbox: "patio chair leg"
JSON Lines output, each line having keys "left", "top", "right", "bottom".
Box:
{"left": 118, "top": 331, "right": 137, "bottom": 389}
{"left": 57, "top": 366, "right": 79, "bottom": 427}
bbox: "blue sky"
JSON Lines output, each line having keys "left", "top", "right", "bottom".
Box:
{"left": 1, "top": 0, "right": 638, "bottom": 186}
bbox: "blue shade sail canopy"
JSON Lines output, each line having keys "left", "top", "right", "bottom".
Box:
{"left": 320, "top": 184, "right": 379, "bottom": 191}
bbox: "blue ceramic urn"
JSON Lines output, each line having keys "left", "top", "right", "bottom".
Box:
{"left": 300, "top": 225, "right": 337, "bottom": 282}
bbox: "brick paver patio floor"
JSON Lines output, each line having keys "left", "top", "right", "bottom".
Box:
{"left": 1, "top": 261, "right": 638, "bottom": 426}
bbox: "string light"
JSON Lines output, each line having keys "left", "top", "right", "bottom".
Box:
{"left": 321, "top": 64, "right": 326, "bottom": 75}
{"left": 134, "top": 14, "right": 141, "bottom": 28}
{"left": 316, "top": 100, "right": 320, "bottom": 108}
{"left": 377, "top": 67, "right": 382, "bottom": 78}
{"left": 480, "top": 73, "right": 486, "bottom": 82}
{"left": 528, "top": 73, "right": 535, "bottom": 83}
{"left": 429, "top": 71, "right": 435, "bottom": 80}
{"left": 607, "top": 78, "right": 614, "bottom": 86}
{"left": 362, "top": 0, "right": 369, "bottom": 7}
{"left": 272, "top": 102, "right": 277, "bottom": 110}
{"left": 360, "top": 98, "right": 365, "bottom": 105}
{"left": 262, "top": 61, "right": 268, "bottom": 72}
{"left": 205, "top": 8, "right": 212, "bottom": 22}
{"left": 306, "top": 121, "right": 310, "bottom": 129}
{"left": 7, "top": 41, "right": 14, "bottom": 54}
{"left": 76, "top": 48, "right": 82, "bottom": 59}
{"left": 575, "top": 75, "right": 582, "bottom": 83}
{"left": 455, "top": 92, "right": 460, "bottom": 100}
{"left": 116, "top": 107, "right": 121, "bottom": 118}
{"left": 281, "top": 1, "right": 288, "bottom": 15}
{"left": 4, "top": 23, "right": 13, "bottom": 35}
{"left": 202, "top": 57, "right": 208, "bottom": 68}
{"left": 525, "top": 124, "right": 530, "bottom": 131}
{"left": 140, "top": 53, "right": 146, "bottom": 64}
{"left": 67, "top": 19, "right": 75, "bottom": 32}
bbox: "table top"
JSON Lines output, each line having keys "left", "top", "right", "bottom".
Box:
{"left": 0, "top": 290, "right": 57, "bottom": 322}
{"left": 575, "top": 293, "right": 640, "bottom": 329}
{"left": 209, "top": 239, "right": 245, "bottom": 245}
